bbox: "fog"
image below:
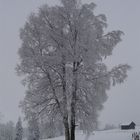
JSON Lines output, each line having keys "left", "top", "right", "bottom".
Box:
{"left": 0, "top": 0, "right": 139, "bottom": 127}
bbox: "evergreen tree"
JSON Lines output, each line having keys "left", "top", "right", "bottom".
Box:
{"left": 15, "top": 118, "right": 23, "bottom": 140}
{"left": 27, "top": 115, "right": 39, "bottom": 140}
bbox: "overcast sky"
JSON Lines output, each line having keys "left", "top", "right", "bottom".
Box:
{"left": 0, "top": 0, "right": 140, "bottom": 127}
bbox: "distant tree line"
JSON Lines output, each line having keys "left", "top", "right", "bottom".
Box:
{"left": 0, "top": 117, "right": 25, "bottom": 140}
{"left": 0, "top": 121, "right": 15, "bottom": 140}
{"left": 0, "top": 115, "right": 61, "bottom": 140}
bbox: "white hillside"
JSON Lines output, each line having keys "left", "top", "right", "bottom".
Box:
{"left": 44, "top": 127, "right": 140, "bottom": 140}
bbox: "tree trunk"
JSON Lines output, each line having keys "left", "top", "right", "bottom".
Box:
{"left": 70, "top": 92, "right": 76, "bottom": 140}
{"left": 70, "top": 107, "right": 76, "bottom": 140}
{"left": 64, "top": 117, "right": 70, "bottom": 140}
{"left": 62, "top": 55, "right": 70, "bottom": 140}
{"left": 64, "top": 124, "right": 70, "bottom": 140}
{"left": 70, "top": 62, "right": 78, "bottom": 140}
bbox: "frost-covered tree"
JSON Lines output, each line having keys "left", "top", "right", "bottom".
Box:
{"left": 27, "top": 113, "right": 40, "bottom": 140}
{"left": 5, "top": 121, "right": 15, "bottom": 140}
{"left": 15, "top": 118, "right": 23, "bottom": 140}
{"left": 17, "top": 0, "right": 131, "bottom": 140}
{"left": 39, "top": 116, "right": 64, "bottom": 139}
{"left": 0, "top": 121, "right": 15, "bottom": 140}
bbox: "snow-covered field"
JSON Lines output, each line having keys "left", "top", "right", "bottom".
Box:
{"left": 45, "top": 127, "right": 140, "bottom": 140}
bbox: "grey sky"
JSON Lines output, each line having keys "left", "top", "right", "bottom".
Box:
{"left": 0, "top": 0, "right": 139, "bottom": 127}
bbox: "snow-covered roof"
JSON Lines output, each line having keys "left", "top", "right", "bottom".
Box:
{"left": 120, "top": 121, "right": 135, "bottom": 126}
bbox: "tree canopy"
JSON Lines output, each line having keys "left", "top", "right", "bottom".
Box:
{"left": 17, "top": 0, "right": 130, "bottom": 140}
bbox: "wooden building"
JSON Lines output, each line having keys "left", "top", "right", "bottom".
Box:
{"left": 121, "top": 122, "right": 136, "bottom": 130}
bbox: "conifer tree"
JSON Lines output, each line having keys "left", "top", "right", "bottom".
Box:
{"left": 15, "top": 118, "right": 23, "bottom": 140}
{"left": 27, "top": 115, "right": 40, "bottom": 140}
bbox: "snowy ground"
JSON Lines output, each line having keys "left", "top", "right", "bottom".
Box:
{"left": 44, "top": 126, "right": 140, "bottom": 140}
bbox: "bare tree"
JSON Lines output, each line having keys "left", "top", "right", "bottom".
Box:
{"left": 17, "top": 0, "right": 131, "bottom": 140}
